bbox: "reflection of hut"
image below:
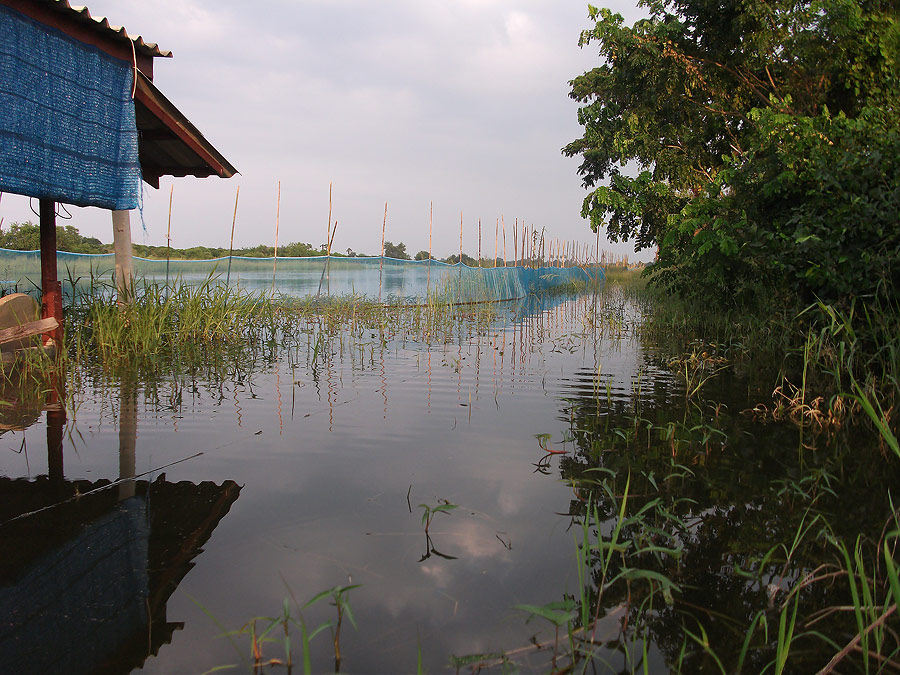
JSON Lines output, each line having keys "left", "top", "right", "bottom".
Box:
{"left": 0, "top": 476, "right": 240, "bottom": 674}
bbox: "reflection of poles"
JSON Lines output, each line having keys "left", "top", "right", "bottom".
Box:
{"left": 118, "top": 381, "right": 137, "bottom": 501}
{"left": 46, "top": 368, "right": 66, "bottom": 490}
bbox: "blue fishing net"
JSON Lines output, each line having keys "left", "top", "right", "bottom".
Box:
{"left": 0, "top": 250, "right": 602, "bottom": 304}
{"left": 0, "top": 5, "right": 141, "bottom": 210}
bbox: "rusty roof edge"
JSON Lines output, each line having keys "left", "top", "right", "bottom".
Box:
{"left": 136, "top": 71, "right": 238, "bottom": 180}
{"left": 44, "top": 0, "right": 173, "bottom": 58}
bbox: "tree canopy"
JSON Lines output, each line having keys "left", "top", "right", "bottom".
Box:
{"left": 565, "top": 0, "right": 900, "bottom": 304}
{"left": 383, "top": 241, "right": 411, "bottom": 260}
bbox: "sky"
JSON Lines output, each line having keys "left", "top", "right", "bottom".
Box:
{"left": 1, "top": 0, "right": 652, "bottom": 261}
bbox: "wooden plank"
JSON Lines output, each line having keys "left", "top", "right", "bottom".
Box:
{"left": 0, "top": 318, "right": 59, "bottom": 346}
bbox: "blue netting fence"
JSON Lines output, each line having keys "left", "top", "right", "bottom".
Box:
{"left": 0, "top": 250, "right": 602, "bottom": 304}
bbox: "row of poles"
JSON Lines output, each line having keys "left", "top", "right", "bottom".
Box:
{"left": 161, "top": 182, "right": 630, "bottom": 291}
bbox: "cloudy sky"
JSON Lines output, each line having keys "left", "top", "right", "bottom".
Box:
{"left": 2, "top": 0, "right": 651, "bottom": 261}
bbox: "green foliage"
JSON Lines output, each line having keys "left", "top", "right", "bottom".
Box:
{"left": 0, "top": 221, "right": 107, "bottom": 253}
{"left": 383, "top": 240, "right": 410, "bottom": 259}
{"left": 660, "top": 109, "right": 900, "bottom": 305}
{"left": 443, "top": 253, "right": 476, "bottom": 266}
{"left": 566, "top": 0, "right": 900, "bottom": 306}
{"left": 414, "top": 250, "right": 430, "bottom": 261}
{"left": 131, "top": 240, "right": 321, "bottom": 259}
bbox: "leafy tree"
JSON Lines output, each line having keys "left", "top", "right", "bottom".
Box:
{"left": 565, "top": 0, "right": 900, "bottom": 303}
{"left": 444, "top": 253, "right": 476, "bottom": 266}
{"left": 414, "top": 250, "right": 430, "bottom": 261}
{"left": 383, "top": 241, "right": 410, "bottom": 260}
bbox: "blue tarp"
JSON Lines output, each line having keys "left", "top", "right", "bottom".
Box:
{"left": 0, "top": 4, "right": 141, "bottom": 210}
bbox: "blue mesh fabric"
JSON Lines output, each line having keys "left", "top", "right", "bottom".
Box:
{"left": 0, "top": 250, "right": 603, "bottom": 304}
{"left": 0, "top": 5, "right": 141, "bottom": 209}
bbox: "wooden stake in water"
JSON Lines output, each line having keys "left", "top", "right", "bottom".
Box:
{"left": 379, "top": 201, "right": 387, "bottom": 303}
{"left": 494, "top": 218, "right": 499, "bottom": 268}
{"left": 459, "top": 211, "right": 463, "bottom": 264}
{"left": 501, "top": 216, "right": 507, "bottom": 267}
{"left": 165, "top": 183, "right": 174, "bottom": 288}
{"left": 272, "top": 181, "right": 281, "bottom": 295}
{"left": 458, "top": 211, "right": 463, "bottom": 303}
{"left": 427, "top": 200, "right": 433, "bottom": 297}
{"left": 226, "top": 184, "right": 239, "bottom": 287}
{"left": 478, "top": 218, "right": 482, "bottom": 265}
{"left": 326, "top": 183, "right": 333, "bottom": 295}
{"left": 513, "top": 219, "right": 517, "bottom": 267}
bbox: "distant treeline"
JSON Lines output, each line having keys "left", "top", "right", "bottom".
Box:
{"left": 0, "top": 222, "right": 337, "bottom": 259}
{"left": 0, "top": 223, "right": 460, "bottom": 263}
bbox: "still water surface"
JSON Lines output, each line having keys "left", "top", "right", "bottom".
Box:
{"left": 2, "top": 288, "right": 890, "bottom": 673}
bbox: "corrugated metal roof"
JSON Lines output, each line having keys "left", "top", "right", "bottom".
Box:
{"left": 36, "top": 0, "right": 172, "bottom": 58}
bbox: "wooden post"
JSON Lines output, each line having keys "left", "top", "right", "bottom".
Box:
{"left": 501, "top": 216, "right": 507, "bottom": 267}
{"left": 112, "top": 209, "right": 133, "bottom": 308}
{"left": 39, "top": 200, "right": 63, "bottom": 347}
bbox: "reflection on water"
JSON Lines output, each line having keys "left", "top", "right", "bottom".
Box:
{"left": 0, "top": 382, "right": 239, "bottom": 674}
{"left": 1, "top": 288, "right": 893, "bottom": 672}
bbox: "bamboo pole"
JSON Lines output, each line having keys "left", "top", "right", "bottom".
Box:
{"left": 494, "top": 218, "right": 499, "bottom": 268}
{"left": 427, "top": 200, "right": 432, "bottom": 297}
{"left": 513, "top": 219, "right": 517, "bottom": 267}
{"left": 478, "top": 218, "right": 482, "bottom": 266}
{"left": 459, "top": 211, "right": 463, "bottom": 264}
{"left": 272, "top": 180, "right": 281, "bottom": 294}
{"left": 379, "top": 201, "right": 387, "bottom": 303}
{"left": 326, "top": 184, "right": 333, "bottom": 295}
{"left": 458, "top": 211, "right": 463, "bottom": 303}
{"left": 225, "top": 185, "right": 239, "bottom": 286}
{"left": 501, "top": 216, "right": 507, "bottom": 267}
{"left": 166, "top": 183, "right": 174, "bottom": 288}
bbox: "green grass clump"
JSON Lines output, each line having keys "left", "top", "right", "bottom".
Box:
{"left": 68, "top": 278, "right": 285, "bottom": 374}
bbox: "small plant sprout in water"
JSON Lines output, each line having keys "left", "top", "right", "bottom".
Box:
{"left": 418, "top": 499, "right": 458, "bottom": 535}
{"left": 514, "top": 599, "right": 578, "bottom": 671}
{"left": 535, "top": 432, "right": 569, "bottom": 455}
{"left": 417, "top": 499, "right": 459, "bottom": 562}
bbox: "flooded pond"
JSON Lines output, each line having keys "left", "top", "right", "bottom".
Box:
{"left": 1, "top": 285, "right": 897, "bottom": 673}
